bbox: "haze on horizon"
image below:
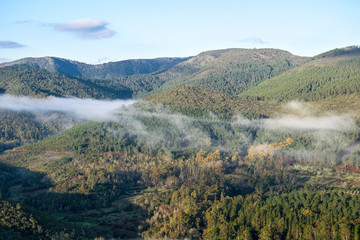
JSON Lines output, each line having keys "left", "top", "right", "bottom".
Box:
{"left": 1, "top": 0, "right": 359, "bottom": 64}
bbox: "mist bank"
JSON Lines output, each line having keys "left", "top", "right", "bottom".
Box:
{"left": 260, "top": 115, "right": 355, "bottom": 131}
{"left": 99, "top": 103, "right": 359, "bottom": 160}
{"left": 0, "top": 94, "right": 136, "bottom": 121}
{"left": 1, "top": 94, "right": 358, "bottom": 161}
{"left": 1, "top": 94, "right": 356, "bottom": 132}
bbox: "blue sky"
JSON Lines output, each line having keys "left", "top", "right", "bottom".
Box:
{"left": 1, "top": 0, "right": 359, "bottom": 63}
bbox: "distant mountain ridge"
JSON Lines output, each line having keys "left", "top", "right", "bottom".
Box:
{"left": 315, "top": 45, "right": 360, "bottom": 59}
{"left": 0, "top": 56, "right": 190, "bottom": 79}
{"left": 0, "top": 48, "right": 308, "bottom": 98}
{"left": 1, "top": 46, "right": 359, "bottom": 101}
{"left": 0, "top": 65, "right": 131, "bottom": 98}
{"left": 153, "top": 48, "right": 308, "bottom": 95}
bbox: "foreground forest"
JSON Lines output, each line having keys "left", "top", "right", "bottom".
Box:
{"left": 0, "top": 46, "right": 359, "bottom": 239}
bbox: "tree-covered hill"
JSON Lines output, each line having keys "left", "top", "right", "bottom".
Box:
{"left": 0, "top": 56, "right": 189, "bottom": 79}
{"left": 1, "top": 110, "right": 359, "bottom": 238}
{"left": 0, "top": 196, "right": 77, "bottom": 239}
{"left": 0, "top": 48, "right": 308, "bottom": 98}
{"left": 91, "top": 73, "right": 164, "bottom": 98}
{"left": 90, "top": 48, "right": 308, "bottom": 98}
{"left": 241, "top": 46, "right": 360, "bottom": 101}
{"left": 146, "top": 85, "right": 280, "bottom": 118}
{"left": 0, "top": 110, "right": 53, "bottom": 152}
{"left": 0, "top": 65, "right": 131, "bottom": 98}
{"left": 154, "top": 48, "right": 308, "bottom": 95}
{"left": 0, "top": 110, "right": 78, "bottom": 153}
{"left": 3, "top": 46, "right": 360, "bottom": 101}
{"left": 315, "top": 45, "right": 360, "bottom": 59}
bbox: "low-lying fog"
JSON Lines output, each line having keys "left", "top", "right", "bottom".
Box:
{"left": 0, "top": 94, "right": 358, "bottom": 155}
{"left": 0, "top": 94, "right": 136, "bottom": 121}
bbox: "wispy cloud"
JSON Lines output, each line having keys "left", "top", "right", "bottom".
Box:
{"left": 239, "top": 37, "right": 268, "bottom": 44}
{"left": 0, "top": 95, "right": 135, "bottom": 121}
{"left": 262, "top": 115, "right": 356, "bottom": 132}
{"left": 0, "top": 95, "right": 357, "bottom": 154}
{"left": 0, "top": 40, "right": 25, "bottom": 48}
{"left": 232, "top": 114, "right": 356, "bottom": 132}
{"left": 55, "top": 18, "right": 115, "bottom": 40}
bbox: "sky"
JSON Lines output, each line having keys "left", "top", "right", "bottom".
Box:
{"left": 0, "top": 0, "right": 359, "bottom": 64}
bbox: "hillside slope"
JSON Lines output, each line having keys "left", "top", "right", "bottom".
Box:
{"left": 146, "top": 85, "right": 279, "bottom": 118}
{"left": 0, "top": 65, "right": 131, "bottom": 98}
{"left": 241, "top": 46, "right": 360, "bottom": 100}
{"left": 92, "top": 48, "right": 308, "bottom": 98}
{"left": 1, "top": 49, "right": 307, "bottom": 97}
{"left": 154, "top": 48, "right": 308, "bottom": 95}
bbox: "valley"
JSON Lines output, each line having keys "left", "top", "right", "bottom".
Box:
{"left": 0, "top": 46, "right": 359, "bottom": 239}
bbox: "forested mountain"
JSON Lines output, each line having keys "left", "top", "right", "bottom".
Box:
{"left": 3, "top": 47, "right": 360, "bottom": 101}
{"left": 146, "top": 85, "right": 280, "bottom": 118}
{"left": 0, "top": 56, "right": 189, "bottom": 79}
{"left": 75, "top": 48, "right": 309, "bottom": 98}
{"left": 315, "top": 45, "right": 360, "bottom": 58}
{"left": 0, "top": 46, "right": 360, "bottom": 239}
{"left": 0, "top": 110, "right": 54, "bottom": 152}
{"left": 0, "top": 109, "right": 79, "bottom": 153}
{"left": 151, "top": 48, "right": 308, "bottom": 95}
{"left": 1, "top": 101, "right": 359, "bottom": 238}
{"left": 0, "top": 48, "right": 308, "bottom": 98}
{"left": 0, "top": 65, "right": 131, "bottom": 98}
{"left": 241, "top": 46, "right": 360, "bottom": 100}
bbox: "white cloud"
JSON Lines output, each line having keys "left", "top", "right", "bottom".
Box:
{"left": 232, "top": 113, "right": 357, "bottom": 132}
{"left": 55, "top": 18, "right": 115, "bottom": 40}
{"left": 0, "top": 94, "right": 135, "bottom": 121}
{"left": 0, "top": 40, "right": 25, "bottom": 48}
{"left": 262, "top": 115, "right": 356, "bottom": 132}
{"left": 239, "top": 37, "right": 268, "bottom": 44}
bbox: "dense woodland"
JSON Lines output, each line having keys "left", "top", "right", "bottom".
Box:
{"left": 242, "top": 54, "right": 360, "bottom": 101}
{"left": 0, "top": 65, "right": 131, "bottom": 99}
{"left": 1, "top": 48, "right": 308, "bottom": 98}
{"left": 154, "top": 48, "right": 308, "bottom": 96}
{"left": 0, "top": 46, "right": 359, "bottom": 239}
{"left": 0, "top": 56, "right": 188, "bottom": 80}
